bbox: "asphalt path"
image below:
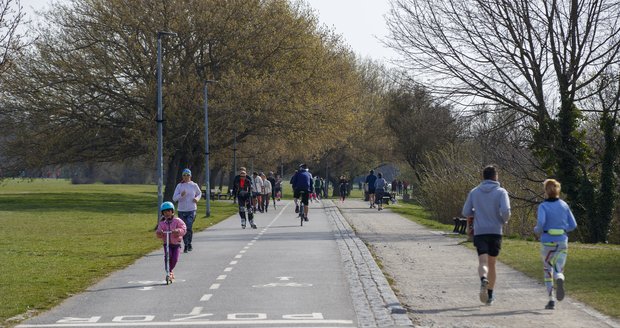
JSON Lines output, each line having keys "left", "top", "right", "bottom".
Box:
{"left": 16, "top": 200, "right": 411, "bottom": 328}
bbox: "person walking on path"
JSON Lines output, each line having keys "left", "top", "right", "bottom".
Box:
{"left": 534, "top": 178, "right": 578, "bottom": 310}
{"left": 232, "top": 168, "right": 257, "bottom": 229}
{"left": 274, "top": 173, "right": 282, "bottom": 201}
{"left": 251, "top": 171, "right": 264, "bottom": 213}
{"left": 261, "top": 172, "right": 272, "bottom": 212}
{"left": 155, "top": 201, "right": 187, "bottom": 281}
{"left": 374, "top": 172, "right": 387, "bottom": 211}
{"left": 314, "top": 175, "right": 322, "bottom": 200}
{"left": 172, "top": 168, "right": 201, "bottom": 253}
{"left": 338, "top": 175, "right": 348, "bottom": 203}
{"left": 365, "top": 169, "right": 377, "bottom": 208}
{"left": 267, "top": 171, "right": 277, "bottom": 207}
{"left": 462, "top": 165, "right": 511, "bottom": 305}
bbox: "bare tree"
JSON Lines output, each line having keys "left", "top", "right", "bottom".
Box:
{"left": 386, "top": 0, "right": 620, "bottom": 242}
{"left": 0, "top": 0, "right": 24, "bottom": 76}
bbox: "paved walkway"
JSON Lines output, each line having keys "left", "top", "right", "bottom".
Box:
{"left": 335, "top": 199, "right": 620, "bottom": 328}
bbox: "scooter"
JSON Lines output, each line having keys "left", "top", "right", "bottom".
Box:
{"left": 163, "top": 230, "right": 173, "bottom": 285}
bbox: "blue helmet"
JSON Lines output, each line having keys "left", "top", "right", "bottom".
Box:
{"left": 160, "top": 201, "right": 175, "bottom": 212}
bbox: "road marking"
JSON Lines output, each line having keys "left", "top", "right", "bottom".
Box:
{"left": 216, "top": 275, "right": 227, "bottom": 280}
{"left": 209, "top": 284, "right": 220, "bottom": 289}
{"left": 276, "top": 276, "right": 293, "bottom": 281}
{"left": 239, "top": 250, "right": 246, "bottom": 254}
{"left": 229, "top": 261, "right": 237, "bottom": 265}
{"left": 112, "top": 316, "right": 155, "bottom": 322}
{"left": 17, "top": 319, "right": 354, "bottom": 327}
{"left": 234, "top": 254, "right": 242, "bottom": 259}
{"left": 224, "top": 267, "right": 232, "bottom": 272}
{"left": 199, "top": 294, "right": 212, "bottom": 301}
{"left": 243, "top": 246, "right": 250, "bottom": 249}
{"left": 252, "top": 282, "right": 313, "bottom": 288}
{"left": 137, "top": 287, "right": 154, "bottom": 291}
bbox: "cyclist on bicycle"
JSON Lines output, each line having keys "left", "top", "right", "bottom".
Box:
{"left": 292, "top": 164, "right": 313, "bottom": 221}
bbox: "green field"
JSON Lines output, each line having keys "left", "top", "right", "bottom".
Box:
{"left": 389, "top": 200, "right": 620, "bottom": 318}
{"left": 0, "top": 179, "right": 237, "bottom": 326}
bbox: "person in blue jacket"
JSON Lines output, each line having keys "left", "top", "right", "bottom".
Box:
{"left": 534, "top": 178, "right": 577, "bottom": 310}
{"left": 292, "top": 164, "right": 313, "bottom": 221}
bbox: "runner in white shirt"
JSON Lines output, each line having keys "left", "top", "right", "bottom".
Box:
{"left": 172, "top": 168, "right": 202, "bottom": 253}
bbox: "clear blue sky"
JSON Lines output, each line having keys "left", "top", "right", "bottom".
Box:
{"left": 21, "top": 0, "right": 396, "bottom": 64}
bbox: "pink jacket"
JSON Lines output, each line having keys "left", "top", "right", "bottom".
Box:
{"left": 155, "top": 217, "right": 187, "bottom": 245}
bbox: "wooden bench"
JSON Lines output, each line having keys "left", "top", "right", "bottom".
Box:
{"left": 201, "top": 189, "right": 231, "bottom": 200}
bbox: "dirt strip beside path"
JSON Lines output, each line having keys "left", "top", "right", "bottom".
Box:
{"left": 336, "top": 199, "right": 620, "bottom": 328}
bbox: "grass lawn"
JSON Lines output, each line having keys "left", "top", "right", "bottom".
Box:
{"left": 0, "top": 179, "right": 237, "bottom": 326}
{"left": 389, "top": 200, "right": 620, "bottom": 318}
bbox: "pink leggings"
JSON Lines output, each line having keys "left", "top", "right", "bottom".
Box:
{"left": 163, "top": 244, "right": 181, "bottom": 272}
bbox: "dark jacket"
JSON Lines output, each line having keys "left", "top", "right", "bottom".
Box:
{"left": 232, "top": 175, "right": 253, "bottom": 197}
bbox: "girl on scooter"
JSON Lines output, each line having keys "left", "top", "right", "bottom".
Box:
{"left": 155, "top": 201, "right": 187, "bottom": 282}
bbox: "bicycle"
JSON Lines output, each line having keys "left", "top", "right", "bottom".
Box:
{"left": 298, "top": 190, "right": 306, "bottom": 226}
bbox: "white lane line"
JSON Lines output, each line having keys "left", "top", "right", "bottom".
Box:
{"left": 229, "top": 261, "right": 237, "bottom": 265}
{"left": 234, "top": 254, "right": 242, "bottom": 259}
{"left": 209, "top": 284, "right": 220, "bottom": 289}
{"left": 243, "top": 246, "right": 250, "bottom": 249}
{"left": 216, "top": 275, "right": 227, "bottom": 280}
{"left": 224, "top": 267, "right": 232, "bottom": 272}
{"left": 239, "top": 250, "right": 246, "bottom": 254}
{"left": 199, "top": 294, "right": 212, "bottom": 301}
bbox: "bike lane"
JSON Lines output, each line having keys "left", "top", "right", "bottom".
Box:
{"left": 17, "top": 200, "right": 410, "bottom": 328}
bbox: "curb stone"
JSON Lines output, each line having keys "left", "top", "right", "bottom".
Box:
{"left": 324, "top": 200, "right": 413, "bottom": 327}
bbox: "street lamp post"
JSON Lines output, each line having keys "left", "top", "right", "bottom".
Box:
{"left": 156, "top": 30, "right": 177, "bottom": 223}
{"left": 203, "top": 80, "right": 216, "bottom": 217}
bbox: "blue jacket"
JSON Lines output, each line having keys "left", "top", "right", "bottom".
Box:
{"left": 534, "top": 198, "right": 577, "bottom": 243}
{"left": 365, "top": 174, "right": 377, "bottom": 190}
{"left": 462, "top": 180, "right": 511, "bottom": 235}
{"left": 292, "top": 170, "right": 313, "bottom": 192}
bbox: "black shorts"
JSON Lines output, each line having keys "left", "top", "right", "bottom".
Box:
{"left": 474, "top": 234, "right": 502, "bottom": 257}
{"left": 294, "top": 189, "right": 310, "bottom": 205}
{"left": 367, "top": 188, "right": 376, "bottom": 195}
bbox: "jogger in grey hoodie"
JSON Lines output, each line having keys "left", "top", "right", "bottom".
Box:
{"left": 462, "top": 165, "right": 511, "bottom": 305}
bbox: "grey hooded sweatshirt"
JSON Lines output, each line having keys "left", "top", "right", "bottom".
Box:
{"left": 462, "top": 180, "right": 511, "bottom": 235}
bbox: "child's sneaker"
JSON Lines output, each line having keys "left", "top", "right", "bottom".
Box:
{"left": 479, "top": 278, "right": 489, "bottom": 303}
{"left": 545, "top": 300, "right": 555, "bottom": 309}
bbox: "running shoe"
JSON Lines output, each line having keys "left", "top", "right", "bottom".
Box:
{"left": 555, "top": 277, "right": 565, "bottom": 301}
{"left": 486, "top": 295, "right": 495, "bottom": 306}
{"left": 479, "top": 278, "right": 489, "bottom": 303}
{"left": 295, "top": 205, "right": 299, "bottom": 213}
{"left": 545, "top": 300, "right": 555, "bottom": 310}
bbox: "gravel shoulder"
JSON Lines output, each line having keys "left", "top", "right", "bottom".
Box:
{"left": 336, "top": 199, "right": 620, "bottom": 328}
